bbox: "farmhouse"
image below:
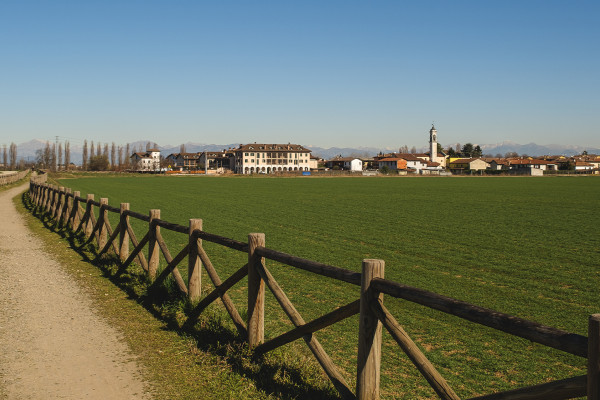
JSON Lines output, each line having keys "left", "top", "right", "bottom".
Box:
{"left": 130, "top": 149, "right": 161, "bottom": 171}
{"left": 199, "top": 150, "right": 235, "bottom": 171}
{"left": 448, "top": 158, "right": 490, "bottom": 174}
{"left": 508, "top": 159, "right": 557, "bottom": 175}
{"left": 233, "top": 143, "right": 312, "bottom": 174}
{"left": 325, "top": 157, "right": 363, "bottom": 171}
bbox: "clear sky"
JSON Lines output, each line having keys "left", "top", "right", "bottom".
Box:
{"left": 1, "top": 0, "right": 598, "bottom": 149}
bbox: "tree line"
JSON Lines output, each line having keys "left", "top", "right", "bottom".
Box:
{"left": 36, "top": 140, "right": 161, "bottom": 171}
{"left": 1, "top": 143, "right": 19, "bottom": 170}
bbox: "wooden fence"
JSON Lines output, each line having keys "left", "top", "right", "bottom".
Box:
{"left": 0, "top": 169, "right": 30, "bottom": 186}
{"left": 27, "top": 180, "right": 600, "bottom": 400}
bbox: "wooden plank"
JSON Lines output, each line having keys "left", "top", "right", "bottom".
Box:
{"left": 248, "top": 233, "right": 265, "bottom": 347}
{"left": 151, "top": 244, "right": 190, "bottom": 291}
{"left": 254, "top": 299, "right": 360, "bottom": 356}
{"left": 197, "top": 244, "right": 247, "bottom": 338}
{"left": 255, "top": 261, "right": 354, "bottom": 400}
{"left": 357, "top": 259, "right": 385, "bottom": 400}
{"left": 370, "top": 278, "right": 588, "bottom": 358}
{"left": 123, "top": 209, "right": 151, "bottom": 222}
{"left": 255, "top": 246, "right": 361, "bottom": 286}
{"left": 102, "top": 209, "right": 120, "bottom": 255}
{"left": 95, "top": 221, "right": 121, "bottom": 260}
{"left": 126, "top": 220, "right": 148, "bottom": 271}
{"left": 192, "top": 229, "right": 248, "bottom": 252}
{"left": 589, "top": 314, "right": 600, "bottom": 400}
{"left": 98, "top": 199, "right": 108, "bottom": 249}
{"left": 467, "top": 375, "right": 586, "bottom": 400}
{"left": 184, "top": 263, "right": 248, "bottom": 328}
{"left": 119, "top": 203, "right": 130, "bottom": 261}
{"left": 155, "top": 218, "right": 188, "bottom": 234}
{"left": 371, "top": 299, "right": 460, "bottom": 400}
{"left": 148, "top": 209, "right": 160, "bottom": 280}
{"left": 155, "top": 230, "right": 188, "bottom": 295}
{"left": 116, "top": 231, "right": 150, "bottom": 275}
{"left": 188, "top": 219, "right": 202, "bottom": 302}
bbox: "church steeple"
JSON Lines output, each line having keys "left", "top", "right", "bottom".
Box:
{"left": 429, "top": 124, "right": 437, "bottom": 161}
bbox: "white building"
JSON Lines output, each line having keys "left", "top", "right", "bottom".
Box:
{"left": 234, "top": 143, "right": 312, "bottom": 174}
{"left": 130, "top": 149, "right": 161, "bottom": 171}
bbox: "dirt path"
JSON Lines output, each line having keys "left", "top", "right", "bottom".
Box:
{"left": 0, "top": 183, "right": 150, "bottom": 399}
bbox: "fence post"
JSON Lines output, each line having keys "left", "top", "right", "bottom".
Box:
{"left": 119, "top": 203, "right": 130, "bottom": 262}
{"left": 589, "top": 314, "right": 600, "bottom": 400}
{"left": 357, "top": 259, "right": 385, "bottom": 400}
{"left": 55, "top": 187, "right": 64, "bottom": 219}
{"left": 72, "top": 191, "right": 81, "bottom": 230}
{"left": 45, "top": 185, "right": 51, "bottom": 213}
{"left": 63, "top": 188, "right": 72, "bottom": 225}
{"left": 188, "top": 219, "right": 202, "bottom": 302}
{"left": 248, "top": 233, "right": 265, "bottom": 347}
{"left": 99, "top": 198, "right": 108, "bottom": 249}
{"left": 148, "top": 209, "right": 160, "bottom": 280}
{"left": 85, "top": 194, "right": 94, "bottom": 238}
{"left": 46, "top": 185, "right": 53, "bottom": 213}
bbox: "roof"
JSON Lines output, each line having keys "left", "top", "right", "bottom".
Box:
{"left": 509, "top": 159, "right": 555, "bottom": 165}
{"left": 147, "top": 148, "right": 160, "bottom": 152}
{"left": 449, "top": 158, "right": 476, "bottom": 164}
{"left": 237, "top": 143, "right": 311, "bottom": 153}
{"left": 378, "top": 157, "right": 406, "bottom": 162}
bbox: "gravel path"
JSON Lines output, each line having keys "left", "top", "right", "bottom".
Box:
{"left": 0, "top": 183, "right": 150, "bottom": 399}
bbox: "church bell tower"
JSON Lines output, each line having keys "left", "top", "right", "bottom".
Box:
{"left": 429, "top": 124, "right": 437, "bottom": 161}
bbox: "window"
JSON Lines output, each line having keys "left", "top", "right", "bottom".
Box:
{"left": 245, "top": 153, "right": 249, "bottom": 156}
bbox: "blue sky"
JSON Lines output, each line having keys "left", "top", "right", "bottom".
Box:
{"left": 1, "top": 0, "right": 598, "bottom": 149}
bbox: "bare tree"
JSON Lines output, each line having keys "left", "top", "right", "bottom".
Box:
{"left": 58, "top": 142, "right": 63, "bottom": 170}
{"left": 118, "top": 146, "right": 123, "bottom": 169}
{"left": 111, "top": 142, "right": 116, "bottom": 169}
{"left": 410, "top": 146, "right": 417, "bottom": 154}
{"left": 103, "top": 143, "right": 109, "bottom": 163}
{"left": 64, "top": 141, "right": 70, "bottom": 169}
{"left": 97, "top": 142, "right": 102, "bottom": 157}
{"left": 9, "top": 143, "right": 17, "bottom": 169}
{"left": 180, "top": 144, "right": 186, "bottom": 154}
{"left": 2, "top": 144, "right": 6, "bottom": 169}
{"left": 50, "top": 143, "right": 56, "bottom": 171}
{"left": 125, "top": 143, "right": 130, "bottom": 167}
{"left": 82, "top": 140, "right": 89, "bottom": 170}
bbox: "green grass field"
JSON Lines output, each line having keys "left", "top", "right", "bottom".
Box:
{"left": 56, "top": 174, "right": 600, "bottom": 399}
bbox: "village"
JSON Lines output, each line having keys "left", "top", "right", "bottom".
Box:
{"left": 130, "top": 126, "right": 600, "bottom": 176}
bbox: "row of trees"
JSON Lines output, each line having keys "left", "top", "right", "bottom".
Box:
{"left": 35, "top": 140, "right": 160, "bottom": 172}
{"left": 1, "top": 143, "right": 18, "bottom": 170}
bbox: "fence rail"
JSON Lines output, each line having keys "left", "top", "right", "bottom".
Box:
{"left": 0, "top": 169, "right": 30, "bottom": 185}
{"left": 27, "top": 179, "right": 599, "bottom": 400}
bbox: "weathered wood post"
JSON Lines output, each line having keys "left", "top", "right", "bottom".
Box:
{"left": 85, "top": 194, "right": 94, "bottom": 238}
{"left": 589, "top": 314, "right": 600, "bottom": 400}
{"left": 357, "top": 259, "right": 385, "bottom": 400}
{"left": 46, "top": 185, "right": 53, "bottom": 213}
{"left": 188, "top": 219, "right": 202, "bottom": 302}
{"left": 55, "top": 187, "right": 64, "bottom": 219}
{"left": 247, "top": 233, "right": 265, "bottom": 347}
{"left": 148, "top": 209, "right": 160, "bottom": 280}
{"left": 119, "top": 203, "right": 130, "bottom": 262}
{"left": 38, "top": 184, "right": 45, "bottom": 208}
{"left": 98, "top": 198, "right": 108, "bottom": 249}
{"left": 63, "top": 188, "right": 72, "bottom": 225}
{"left": 44, "top": 184, "right": 51, "bottom": 212}
{"left": 51, "top": 186, "right": 59, "bottom": 216}
{"left": 71, "top": 191, "right": 81, "bottom": 230}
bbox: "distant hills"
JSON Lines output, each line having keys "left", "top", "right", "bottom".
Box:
{"left": 13, "top": 139, "right": 600, "bottom": 165}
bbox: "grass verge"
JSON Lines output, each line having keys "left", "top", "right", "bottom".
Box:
{"left": 16, "top": 189, "right": 338, "bottom": 399}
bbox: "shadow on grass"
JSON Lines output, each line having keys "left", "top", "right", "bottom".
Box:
{"left": 22, "top": 192, "right": 341, "bottom": 400}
